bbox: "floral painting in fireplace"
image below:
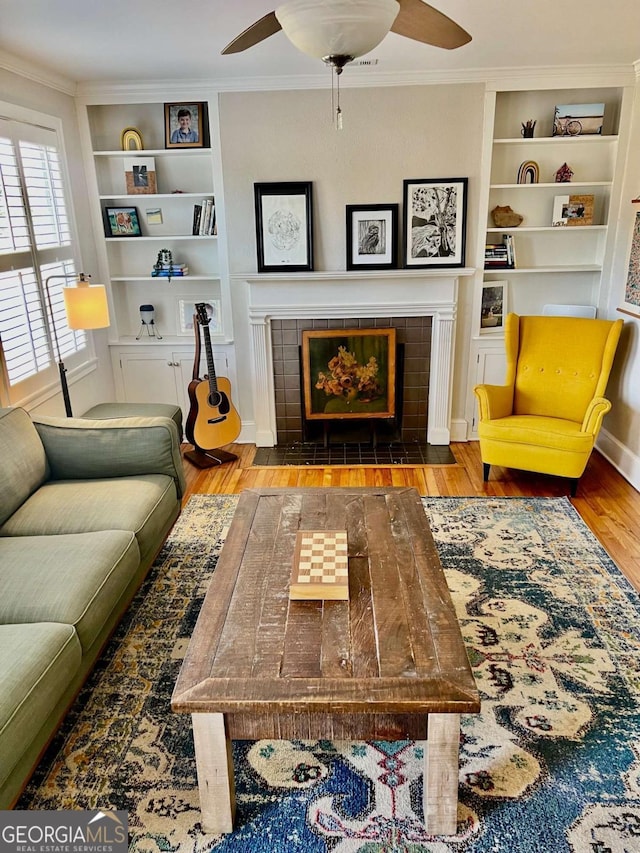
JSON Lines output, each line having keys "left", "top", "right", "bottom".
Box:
{"left": 302, "top": 328, "right": 396, "bottom": 420}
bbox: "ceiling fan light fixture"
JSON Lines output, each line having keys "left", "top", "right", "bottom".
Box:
{"left": 275, "top": 0, "right": 400, "bottom": 62}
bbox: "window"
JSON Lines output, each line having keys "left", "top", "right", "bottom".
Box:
{"left": 0, "top": 112, "right": 87, "bottom": 405}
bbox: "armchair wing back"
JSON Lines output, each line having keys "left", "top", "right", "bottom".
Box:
{"left": 475, "top": 312, "right": 623, "bottom": 494}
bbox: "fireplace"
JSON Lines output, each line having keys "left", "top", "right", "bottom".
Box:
{"left": 237, "top": 268, "right": 473, "bottom": 447}
{"left": 271, "top": 317, "right": 431, "bottom": 444}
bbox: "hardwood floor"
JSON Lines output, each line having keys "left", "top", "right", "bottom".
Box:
{"left": 181, "top": 441, "right": 640, "bottom": 592}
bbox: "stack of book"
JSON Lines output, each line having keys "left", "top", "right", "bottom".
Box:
{"left": 485, "top": 234, "right": 516, "bottom": 269}
{"left": 192, "top": 198, "right": 216, "bottom": 236}
{"left": 151, "top": 261, "right": 189, "bottom": 277}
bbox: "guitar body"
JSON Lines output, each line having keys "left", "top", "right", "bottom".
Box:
{"left": 186, "top": 375, "right": 241, "bottom": 450}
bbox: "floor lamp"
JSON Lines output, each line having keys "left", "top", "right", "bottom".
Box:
{"left": 43, "top": 272, "right": 110, "bottom": 417}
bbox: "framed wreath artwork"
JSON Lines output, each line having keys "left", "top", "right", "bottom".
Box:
{"left": 254, "top": 181, "right": 313, "bottom": 273}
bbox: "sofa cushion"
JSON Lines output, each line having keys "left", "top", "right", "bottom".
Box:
{"left": 0, "top": 622, "right": 81, "bottom": 789}
{"left": 0, "top": 475, "right": 176, "bottom": 566}
{"left": 0, "top": 408, "right": 48, "bottom": 528}
{"left": 0, "top": 531, "right": 139, "bottom": 651}
{"left": 478, "top": 414, "right": 594, "bottom": 453}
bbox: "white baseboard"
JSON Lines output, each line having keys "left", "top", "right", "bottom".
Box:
{"left": 596, "top": 428, "right": 640, "bottom": 493}
{"left": 450, "top": 419, "right": 469, "bottom": 443}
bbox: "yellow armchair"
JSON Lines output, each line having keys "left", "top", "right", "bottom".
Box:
{"left": 474, "top": 312, "right": 623, "bottom": 495}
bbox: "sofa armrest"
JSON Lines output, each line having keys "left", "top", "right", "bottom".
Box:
{"left": 581, "top": 397, "right": 612, "bottom": 436}
{"left": 33, "top": 415, "right": 186, "bottom": 499}
{"left": 474, "top": 384, "right": 514, "bottom": 421}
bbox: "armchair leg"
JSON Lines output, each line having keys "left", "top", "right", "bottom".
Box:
{"left": 483, "top": 463, "right": 491, "bottom": 482}
{"left": 569, "top": 478, "right": 579, "bottom": 497}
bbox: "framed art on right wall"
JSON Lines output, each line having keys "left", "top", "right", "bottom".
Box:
{"left": 403, "top": 177, "right": 468, "bottom": 268}
{"left": 479, "top": 280, "right": 507, "bottom": 335}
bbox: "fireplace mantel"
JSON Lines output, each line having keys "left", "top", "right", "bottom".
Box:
{"left": 235, "top": 268, "right": 474, "bottom": 447}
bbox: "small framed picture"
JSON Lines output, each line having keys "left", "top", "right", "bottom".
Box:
{"left": 345, "top": 204, "right": 398, "bottom": 270}
{"left": 123, "top": 157, "right": 156, "bottom": 194}
{"left": 552, "top": 103, "right": 604, "bottom": 137}
{"left": 164, "top": 102, "right": 208, "bottom": 149}
{"left": 620, "top": 211, "right": 640, "bottom": 319}
{"left": 403, "top": 177, "right": 468, "bottom": 268}
{"left": 479, "top": 280, "right": 507, "bottom": 335}
{"left": 103, "top": 206, "right": 142, "bottom": 237}
{"left": 177, "top": 298, "right": 221, "bottom": 335}
{"left": 552, "top": 194, "right": 594, "bottom": 227}
{"left": 254, "top": 181, "right": 313, "bottom": 273}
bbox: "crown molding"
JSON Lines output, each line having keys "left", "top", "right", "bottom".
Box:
{"left": 0, "top": 49, "right": 77, "bottom": 96}
{"left": 75, "top": 62, "right": 637, "bottom": 101}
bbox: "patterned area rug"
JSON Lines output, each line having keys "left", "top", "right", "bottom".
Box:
{"left": 19, "top": 495, "right": 640, "bottom": 852}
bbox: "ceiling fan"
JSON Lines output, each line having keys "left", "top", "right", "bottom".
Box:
{"left": 221, "top": 0, "right": 472, "bottom": 70}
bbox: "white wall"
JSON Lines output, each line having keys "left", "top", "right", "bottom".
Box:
{"left": 0, "top": 67, "right": 115, "bottom": 417}
{"left": 599, "top": 82, "right": 640, "bottom": 489}
{"left": 219, "top": 84, "right": 484, "bottom": 432}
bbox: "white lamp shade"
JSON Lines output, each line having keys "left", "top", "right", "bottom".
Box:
{"left": 275, "top": 0, "right": 399, "bottom": 60}
{"left": 63, "top": 284, "right": 110, "bottom": 330}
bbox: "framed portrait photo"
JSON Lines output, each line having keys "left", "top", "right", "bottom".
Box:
{"left": 479, "top": 280, "right": 507, "bottom": 335}
{"left": 103, "top": 206, "right": 142, "bottom": 238}
{"left": 403, "top": 177, "right": 468, "bottom": 268}
{"left": 254, "top": 181, "right": 313, "bottom": 273}
{"left": 346, "top": 203, "right": 398, "bottom": 270}
{"left": 302, "top": 328, "right": 396, "bottom": 421}
{"left": 164, "top": 102, "right": 208, "bottom": 149}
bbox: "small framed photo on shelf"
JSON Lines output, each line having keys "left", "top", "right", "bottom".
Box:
{"left": 552, "top": 194, "right": 594, "bottom": 227}
{"left": 402, "top": 177, "right": 468, "bottom": 268}
{"left": 552, "top": 103, "right": 604, "bottom": 137}
{"left": 254, "top": 181, "right": 314, "bottom": 273}
{"left": 479, "top": 280, "right": 507, "bottom": 335}
{"left": 164, "top": 102, "right": 208, "bottom": 149}
{"left": 345, "top": 203, "right": 398, "bottom": 270}
{"left": 177, "top": 298, "right": 221, "bottom": 335}
{"left": 123, "top": 157, "right": 156, "bottom": 194}
{"left": 103, "top": 206, "right": 142, "bottom": 237}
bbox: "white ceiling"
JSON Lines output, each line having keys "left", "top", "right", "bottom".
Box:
{"left": 1, "top": 0, "right": 639, "bottom": 90}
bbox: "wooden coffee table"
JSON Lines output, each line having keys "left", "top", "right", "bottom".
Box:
{"left": 172, "top": 487, "right": 479, "bottom": 835}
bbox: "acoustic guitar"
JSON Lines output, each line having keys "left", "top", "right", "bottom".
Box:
{"left": 185, "top": 303, "right": 241, "bottom": 450}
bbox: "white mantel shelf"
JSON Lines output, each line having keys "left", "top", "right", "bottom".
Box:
{"left": 238, "top": 268, "right": 475, "bottom": 447}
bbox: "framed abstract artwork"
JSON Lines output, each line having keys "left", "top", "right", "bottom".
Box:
{"left": 403, "top": 177, "right": 468, "bottom": 268}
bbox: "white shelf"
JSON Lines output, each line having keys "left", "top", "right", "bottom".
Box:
{"left": 487, "top": 225, "right": 607, "bottom": 233}
{"left": 490, "top": 181, "right": 612, "bottom": 189}
{"left": 94, "top": 148, "right": 212, "bottom": 157}
{"left": 110, "top": 274, "right": 220, "bottom": 282}
{"left": 105, "top": 235, "right": 217, "bottom": 242}
{"left": 484, "top": 264, "right": 602, "bottom": 274}
{"left": 493, "top": 135, "right": 618, "bottom": 145}
{"left": 99, "top": 192, "right": 212, "bottom": 201}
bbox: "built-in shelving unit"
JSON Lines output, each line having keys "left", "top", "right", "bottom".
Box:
{"left": 77, "top": 96, "right": 236, "bottom": 418}
{"left": 467, "top": 82, "right": 632, "bottom": 438}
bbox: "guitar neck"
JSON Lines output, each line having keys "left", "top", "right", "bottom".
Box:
{"left": 202, "top": 325, "right": 218, "bottom": 392}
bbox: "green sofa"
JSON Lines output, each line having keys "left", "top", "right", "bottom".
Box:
{"left": 0, "top": 407, "right": 186, "bottom": 807}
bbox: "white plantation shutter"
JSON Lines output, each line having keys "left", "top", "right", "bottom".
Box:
{"left": 0, "top": 114, "right": 86, "bottom": 403}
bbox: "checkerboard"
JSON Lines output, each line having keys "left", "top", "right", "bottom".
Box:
{"left": 290, "top": 530, "right": 349, "bottom": 600}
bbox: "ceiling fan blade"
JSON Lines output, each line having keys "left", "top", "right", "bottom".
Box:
{"left": 392, "top": 0, "right": 471, "bottom": 50}
{"left": 221, "top": 11, "right": 282, "bottom": 55}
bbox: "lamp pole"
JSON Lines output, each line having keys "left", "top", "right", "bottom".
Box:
{"left": 42, "top": 272, "right": 90, "bottom": 417}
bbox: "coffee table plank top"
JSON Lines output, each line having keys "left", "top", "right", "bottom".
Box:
{"left": 172, "top": 487, "right": 479, "bottom": 716}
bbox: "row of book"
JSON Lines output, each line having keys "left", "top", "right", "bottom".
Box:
{"left": 485, "top": 234, "right": 516, "bottom": 269}
{"left": 193, "top": 198, "right": 216, "bottom": 236}
{"left": 151, "top": 261, "right": 189, "bottom": 277}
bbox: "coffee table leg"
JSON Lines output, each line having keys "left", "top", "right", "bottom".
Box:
{"left": 192, "top": 713, "right": 236, "bottom": 834}
{"left": 424, "top": 713, "right": 460, "bottom": 835}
